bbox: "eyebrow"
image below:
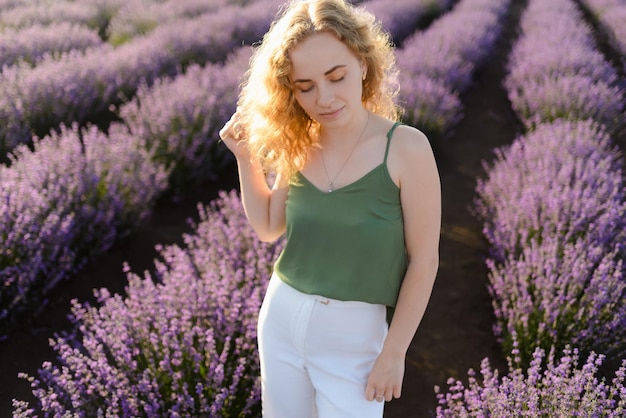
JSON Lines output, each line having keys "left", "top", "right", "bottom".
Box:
{"left": 292, "top": 65, "right": 347, "bottom": 84}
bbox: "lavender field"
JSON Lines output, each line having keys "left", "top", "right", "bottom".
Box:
{"left": 1, "top": 0, "right": 625, "bottom": 416}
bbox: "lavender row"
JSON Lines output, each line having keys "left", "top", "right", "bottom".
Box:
{"left": 0, "top": 44, "right": 251, "bottom": 336}
{"left": 363, "top": 0, "right": 454, "bottom": 46}
{"left": 472, "top": 0, "right": 626, "bottom": 364}
{"left": 0, "top": 0, "right": 29, "bottom": 11}
{"left": 504, "top": 0, "right": 624, "bottom": 131}
{"left": 14, "top": 191, "right": 284, "bottom": 417}
{"left": 436, "top": 8, "right": 626, "bottom": 418}
{"left": 579, "top": 0, "right": 626, "bottom": 65}
{"left": 436, "top": 343, "right": 626, "bottom": 417}
{"left": 475, "top": 119, "right": 626, "bottom": 263}
{"left": 0, "top": 124, "right": 168, "bottom": 337}
{"left": 107, "top": 0, "right": 230, "bottom": 46}
{"left": 475, "top": 120, "right": 626, "bottom": 364}
{"left": 0, "top": 0, "right": 280, "bottom": 155}
{"left": 0, "top": 22, "right": 102, "bottom": 69}
{"left": 118, "top": 47, "right": 252, "bottom": 189}
{"left": 0, "top": 0, "right": 117, "bottom": 35}
{"left": 396, "top": 0, "right": 512, "bottom": 137}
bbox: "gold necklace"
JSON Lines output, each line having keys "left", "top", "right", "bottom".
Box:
{"left": 321, "top": 111, "right": 370, "bottom": 193}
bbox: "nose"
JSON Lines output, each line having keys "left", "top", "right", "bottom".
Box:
{"left": 316, "top": 83, "right": 335, "bottom": 107}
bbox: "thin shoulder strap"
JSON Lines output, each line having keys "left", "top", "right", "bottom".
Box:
{"left": 384, "top": 121, "right": 404, "bottom": 163}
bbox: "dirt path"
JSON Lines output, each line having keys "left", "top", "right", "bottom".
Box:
{"left": 0, "top": 1, "right": 528, "bottom": 417}
{"left": 384, "top": 1, "right": 527, "bottom": 416}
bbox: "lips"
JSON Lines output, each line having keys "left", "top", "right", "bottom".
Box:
{"left": 318, "top": 107, "right": 344, "bottom": 118}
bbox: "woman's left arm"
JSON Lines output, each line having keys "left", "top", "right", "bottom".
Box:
{"left": 365, "top": 126, "right": 441, "bottom": 402}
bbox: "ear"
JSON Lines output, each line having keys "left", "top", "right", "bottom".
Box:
{"left": 360, "top": 59, "right": 368, "bottom": 80}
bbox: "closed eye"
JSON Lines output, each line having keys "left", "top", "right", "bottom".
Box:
{"left": 297, "top": 76, "right": 345, "bottom": 93}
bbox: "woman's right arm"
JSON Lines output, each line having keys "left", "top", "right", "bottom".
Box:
{"left": 219, "top": 112, "right": 288, "bottom": 242}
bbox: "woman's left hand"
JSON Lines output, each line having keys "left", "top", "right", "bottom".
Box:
{"left": 365, "top": 349, "right": 405, "bottom": 403}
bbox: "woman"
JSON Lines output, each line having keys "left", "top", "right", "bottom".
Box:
{"left": 219, "top": 0, "right": 441, "bottom": 416}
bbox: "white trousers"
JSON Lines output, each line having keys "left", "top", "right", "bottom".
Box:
{"left": 257, "top": 273, "right": 388, "bottom": 418}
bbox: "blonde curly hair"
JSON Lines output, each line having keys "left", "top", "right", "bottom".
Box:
{"left": 237, "top": 0, "right": 401, "bottom": 183}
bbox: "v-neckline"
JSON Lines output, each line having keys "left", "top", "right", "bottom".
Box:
{"left": 297, "top": 163, "right": 385, "bottom": 195}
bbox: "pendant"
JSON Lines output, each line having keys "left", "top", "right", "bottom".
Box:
{"left": 328, "top": 182, "right": 333, "bottom": 193}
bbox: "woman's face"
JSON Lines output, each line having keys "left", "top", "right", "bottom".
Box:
{"left": 289, "top": 31, "right": 365, "bottom": 126}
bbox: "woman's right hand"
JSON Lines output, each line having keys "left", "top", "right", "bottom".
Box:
{"left": 219, "top": 111, "right": 251, "bottom": 160}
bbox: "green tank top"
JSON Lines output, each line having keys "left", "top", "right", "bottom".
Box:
{"left": 274, "top": 122, "right": 407, "bottom": 308}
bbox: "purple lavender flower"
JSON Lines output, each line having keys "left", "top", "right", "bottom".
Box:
{"left": 475, "top": 119, "right": 626, "bottom": 261}
{"left": 504, "top": 0, "right": 625, "bottom": 132}
{"left": 474, "top": 0, "right": 626, "bottom": 382}
{"left": 398, "top": 0, "right": 510, "bottom": 91}
{"left": 474, "top": 119, "right": 626, "bottom": 362}
{"left": 363, "top": 0, "right": 454, "bottom": 44}
{"left": 0, "top": 23, "right": 102, "bottom": 69}
{"left": 0, "top": 0, "right": 281, "bottom": 153}
{"left": 0, "top": 1, "right": 109, "bottom": 34}
{"left": 13, "top": 191, "right": 284, "bottom": 417}
{"left": 579, "top": 0, "right": 626, "bottom": 61}
{"left": 0, "top": 122, "right": 167, "bottom": 336}
{"left": 106, "top": 0, "right": 230, "bottom": 45}
{"left": 118, "top": 47, "right": 251, "bottom": 189}
{"left": 396, "top": 0, "right": 512, "bottom": 135}
{"left": 487, "top": 235, "right": 626, "bottom": 366}
{"left": 507, "top": 74, "right": 623, "bottom": 131}
{"left": 435, "top": 343, "right": 626, "bottom": 417}
{"left": 398, "top": 71, "right": 463, "bottom": 137}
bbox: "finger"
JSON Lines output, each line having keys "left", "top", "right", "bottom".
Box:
{"left": 365, "top": 379, "right": 376, "bottom": 401}
{"left": 374, "top": 388, "right": 386, "bottom": 403}
{"left": 373, "top": 391, "right": 384, "bottom": 403}
{"left": 219, "top": 120, "right": 234, "bottom": 140}
{"left": 219, "top": 113, "right": 241, "bottom": 139}
{"left": 384, "top": 390, "right": 393, "bottom": 402}
{"left": 393, "top": 385, "right": 402, "bottom": 399}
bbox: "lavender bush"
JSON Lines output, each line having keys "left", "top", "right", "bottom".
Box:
{"left": 580, "top": 0, "right": 626, "bottom": 63}
{"left": 475, "top": 119, "right": 626, "bottom": 363}
{"left": 396, "top": 0, "right": 512, "bottom": 136}
{"left": 0, "top": 1, "right": 110, "bottom": 35}
{"left": 475, "top": 119, "right": 626, "bottom": 262}
{"left": 507, "top": 75, "right": 623, "bottom": 131}
{"left": 487, "top": 235, "right": 626, "bottom": 366}
{"left": 82, "top": 123, "right": 169, "bottom": 232}
{"left": 363, "top": 0, "right": 454, "bottom": 45}
{"left": 506, "top": 21, "right": 618, "bottom": 87}
{"left": 0, "top": 23, "right": 102, "bottom": 69}
{"left": 504, "top": 0, "right": 624, "bottom": 132}
{"left": 0, "top": 0, "right": 28, "bottom": 11}
{"left": 0, "top": 123, "right": 167, "bottom": 337}
{"left": 118, "top": 47, "right": 251, "bottom": 189}
{"left": 476, "top": 0, "right": 626, "bottom": 365}
{"left": 13, "top": 191, "right": 284, "bottom": 417}
{"left": 398, "top": 71, "right": 462, "bottom": 138}
{"left": 0, "top": 4, "right": 274, "bottom": 336}
{"left": 398, "top": 0, "right": 511, "bottom": 92}
{"left": 107, "top": 0, "right": 230, "bottom": 45}
{"left": 435, "top": 342, "right": 626, "bottom": 417}
{"left": 0, "top": 0, "right": 280, "bottom": 153}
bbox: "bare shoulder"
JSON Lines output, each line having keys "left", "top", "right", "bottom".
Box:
{"left": 392, "top": 124, "right": 432, "bottom": 155}
{"left": 386, "top": 123, "right": 437, "bottom": 185}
